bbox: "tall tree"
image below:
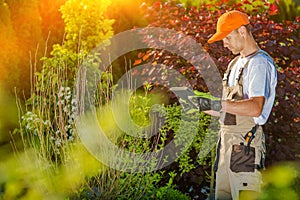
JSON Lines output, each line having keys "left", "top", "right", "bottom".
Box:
{"left": 5, "top": 0, "right": 45, "bottom": 96}
{"left": 37, "top": 0, "right": 67, "bottom": 53}
{"left": 0, "top": 0, "right": 19, "bottom": 148}
{"left": 0, "top": 0, "right": 19, "bottom": 94}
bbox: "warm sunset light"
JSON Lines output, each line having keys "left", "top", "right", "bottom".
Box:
{"left": 0, "top": 0, "right": 299, "bottom": 199}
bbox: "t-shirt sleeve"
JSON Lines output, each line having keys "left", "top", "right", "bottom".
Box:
{"left": 247, "top": 58, "right": 271, "bottom": 98}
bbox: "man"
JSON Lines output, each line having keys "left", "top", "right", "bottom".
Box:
{"left": 206, "top": 10, "right": 277, "bottom": 199}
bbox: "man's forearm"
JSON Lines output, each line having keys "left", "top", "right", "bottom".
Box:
{"left": 221, "top": 96, "right": 265, "bottom": 117}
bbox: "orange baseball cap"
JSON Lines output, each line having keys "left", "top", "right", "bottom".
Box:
{"left": 208, "top": 11, "right": 250, "bottom": 43}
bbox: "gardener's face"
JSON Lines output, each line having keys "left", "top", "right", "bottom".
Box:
{"left": 222, "top": 28, "right": 244, "bottom": 55}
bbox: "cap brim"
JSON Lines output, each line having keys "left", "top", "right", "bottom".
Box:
{"left": 208, "top": 31, "right": 231, "bottom": 44}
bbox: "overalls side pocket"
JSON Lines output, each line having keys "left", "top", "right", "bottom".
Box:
{"left": 230, "top": 144, "right": 255, "bottom": 173}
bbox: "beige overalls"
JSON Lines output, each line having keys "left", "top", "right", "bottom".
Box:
{"left": 215, "top": 52, "right": 266, "bottom": 200}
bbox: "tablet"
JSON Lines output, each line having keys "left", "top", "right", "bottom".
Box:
{"left": 170, "top": 87, "right": 199, "bottom": 109}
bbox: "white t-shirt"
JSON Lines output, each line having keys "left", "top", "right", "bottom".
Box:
{"left": 227, "top": 50, "right": 278, "bottom": 125}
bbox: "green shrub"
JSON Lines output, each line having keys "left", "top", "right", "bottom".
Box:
{"left": 258, "top": 162, "right": 300, "bottom": 200}
{"left": 14, "top": 0, "right": 115, "bottom": 163}
{"left": 270, "top": 0, "right": 300, "bottom": 22}
{"left": 147, "top": 187, "right": 190, "bottom": 200}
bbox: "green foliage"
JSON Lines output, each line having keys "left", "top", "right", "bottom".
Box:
{"left": 160, "top": 105, "right": 218, "bottom": 176}
{"left": 4, "top": 0, "right": 45, "bottom": 96}
{"left": 123, "top": 90, "right": 217, "bottom": 197}
{"left": 72, "top": 168, "right": 188, "bottom": 200}
{"left": 0, "top": 1, "right": 19, "bottom": 90}
{"left": 270, "top": 0, "right": 300, "bottom": 22}
{"left": 60, "top": 0, "right": 114, "bottom": 52}
{"left": 146, "top": 186, "right": 190, "bottom": 200}
{"left": 0, "top": 143, "right": 103, "bottom": 199}
{"left": 37, "top": 0, "right": 67, "bottom": 52}
{"left": 193, "top": 91, "right": 220, "bottom": 100}
{"left": 175, "top": 0, "right": 272, "bottom": 14}
{"left": 0, "top": 84, "right": 19, "bottom": 155}
{"left": 130, "top": 91, "right": 152, "bottom": 127}
{"left": 0, "top": 0, "right": 40, "bottom": 96}
{"left": 15, "top": 0, "right": 115, "bottom": 164}
{"left": 258, "top": 162, "right": 300, "bottom": 200}
{"left": 71, "top": 169, "right": 163, "bottom": 199}
{"left": 105, "top": 0, "right": 148, "bottom": 33}
{"left": 88, "top": 88, "right": 216, "bottom": 199}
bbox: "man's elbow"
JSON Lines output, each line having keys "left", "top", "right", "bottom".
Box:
{"left": 251, "top": 105, "right": 264, "bottom": 117}
{"left": 251, "top": 97, "right": 265, "bottom": 117}
{"left": 252, "top": 110, "right": 262, "bottom": 117}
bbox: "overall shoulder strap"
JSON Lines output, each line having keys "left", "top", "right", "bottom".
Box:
{"left": 223, "top": 55, "right": 240, "bottom": 84}
{"left": 236, "top": 50, "right": 266, "bottom": 84}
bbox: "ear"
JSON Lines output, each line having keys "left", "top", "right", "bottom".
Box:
{"left": 237, "top": 26, "right": 247, "bottom": 38}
